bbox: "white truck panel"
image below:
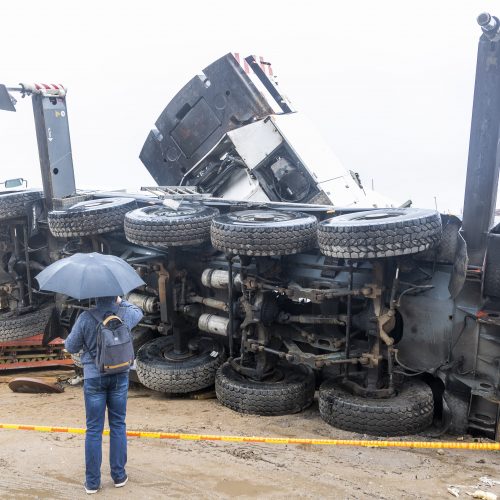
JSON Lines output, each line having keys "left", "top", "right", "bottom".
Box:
{"left": 227, "top": 118, "right": 283, "bottom": 169}
{"left": 218, "top": 168, "right": 269, "bottom": 201}
{"left": 226, "top": 113, "right": 396, "bottom": 207}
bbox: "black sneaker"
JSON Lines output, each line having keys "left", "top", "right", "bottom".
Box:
{"left": 114, "top": 475, "right": 128, "bottom": 488}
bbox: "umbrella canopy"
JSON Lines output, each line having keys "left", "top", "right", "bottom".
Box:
{"left": 35, "top": 253, "right": 145, "bottom": 300}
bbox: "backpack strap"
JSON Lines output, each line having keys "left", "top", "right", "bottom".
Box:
{"left": 81, "top": 310, "right": 105, "bottom": 355}
{"left": 102, "top": 315, "right": 123, "bottom": 326}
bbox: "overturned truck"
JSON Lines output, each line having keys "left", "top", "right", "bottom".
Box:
{"left": 1, "top": 15, "right": 500, "bottom": 438}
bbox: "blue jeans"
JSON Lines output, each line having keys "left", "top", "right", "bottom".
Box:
{"left": 84, "top": 372, "right": 129, "bottom": 489}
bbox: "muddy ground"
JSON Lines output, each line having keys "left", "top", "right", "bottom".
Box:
{"left": 0, "top": 372, "right": 498, "bottom": 499}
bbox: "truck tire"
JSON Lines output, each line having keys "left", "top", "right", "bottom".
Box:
{"left": 215, "top": 361, "right": 315, "bottom": 416}
{"left": 484, "top": 270, "right": 500, "bottom": 298}
{"left": 136, "top": 335, "right": 225, "bottom": 393}
{"left": 0, "top": 190, "right": 43, "bottom": 221}
{"left": 443, "top": 391, "right": 469, "bottom": 435}
{"left": 0, "top": 306, "right": 53, "bottom": 342}
{"left": 318, "top": 379, "right": 434, "bottom": 436}
{"left": 48, "top": 197, "right": 136, "bottom": 238}
{"left": 211, "top": 210, "right": 317, "bottom": 256}
{"left": 124, "top": 203, "right": 218, "bottom": 247}
{"left": 318, "top": 208, "right": 442, "bottom": 259}
{"left": 417, "top": 216, "right": 461, "bottom": 264}
{"left": 484, "top": 242, "right": 500, "bottom": 298}
{"left": 435, "top": 219, "right": 460, "bottom": 263}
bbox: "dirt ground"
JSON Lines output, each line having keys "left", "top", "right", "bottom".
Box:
{"left": 0, "top": 372, "right": 498, "bottom": 499}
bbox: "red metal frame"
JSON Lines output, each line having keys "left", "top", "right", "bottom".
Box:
{"left": 0, "top": 334, "right": 73, "bottom": 371}
{"left": 0, "top": 359, "right": 74, "bottom": 370}
{"left": 0, "top": 334, "right": 64, "bottom": 347}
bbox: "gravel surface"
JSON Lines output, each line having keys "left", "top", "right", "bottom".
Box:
{"left": 0, "top": 381, "right": 498, "bottom": 499}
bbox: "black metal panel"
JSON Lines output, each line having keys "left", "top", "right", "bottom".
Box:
{"left": 139, "top": 53, "right": 276, "bottom": 186}
{"left": 462, "top": 27, "right": 500, "bottom": 265}
{"left": 397, "top": 270, "right": 454, "bottom": 371}
{"left": 170, "top": 98, "right": 221, "bottom": 158}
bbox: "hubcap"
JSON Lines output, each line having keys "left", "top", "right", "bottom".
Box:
{"left": 151, "top": 205, "right": 198, "bottom": 217}
{"left": 162, "top": 345, "right": 195, "bottom": 361}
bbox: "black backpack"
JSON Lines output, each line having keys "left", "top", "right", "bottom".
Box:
{"left": 91, "top": 311, "right": 134, "bottom": 374}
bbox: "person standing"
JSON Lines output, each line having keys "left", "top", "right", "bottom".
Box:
{"left": 65, "top": 296, "right": 143, "bottom": 494}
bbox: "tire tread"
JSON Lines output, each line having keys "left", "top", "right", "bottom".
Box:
{"left": 215, "top": 361, "right": 315, "bottom": 416}
{"left": 318, "top": 209, "right": 442, "bottom": 259}
{"left": 318, "top": 379, "right": 434, "bottom": 436}
{"left": 0, "top": 306, "right": 53, "bottom": 342}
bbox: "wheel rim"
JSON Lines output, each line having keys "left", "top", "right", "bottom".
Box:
{"left": 148, "top": 204, "right": 200, "bottom": 218}
{"left": 229, "top": 211, "right": 294, "bottom": 224}
{"left": 68, "top": 197, "right": 134, "bottom": 212}
{"left": 77, "top": 199, "right": 117, "bottom": 209}
{"left": 351, "top": 211, "right": 405, "bottom": 221}
{"left": 231, "top": 358, "right": 286, "bottom": 383}
{"left": 160, "top": 336, "right": 219, "bottom": 362}
{"left": 258, "top": 368, "right": 285, "bottom": 383}
{"left": 161, "top": 343, "right": 196, "bottom": 361}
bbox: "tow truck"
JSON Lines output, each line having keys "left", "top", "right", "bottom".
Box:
{"left": 0, "top": 14, "right": 499, "bottom": 438}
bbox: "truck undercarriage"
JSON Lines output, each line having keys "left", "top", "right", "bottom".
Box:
{"left": 1, "top": 15, "right": 500, "bottom": 439}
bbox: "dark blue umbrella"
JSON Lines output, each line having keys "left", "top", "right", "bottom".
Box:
{"left": 35, "top": 252, "right": 145, "bottom": 300}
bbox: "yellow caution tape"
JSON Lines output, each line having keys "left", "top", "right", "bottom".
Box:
{"left": 0, "top": 423, "right": 498, "bottom": 450}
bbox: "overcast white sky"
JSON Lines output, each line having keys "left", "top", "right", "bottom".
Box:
{"left": 1, "top": 0, "right": 498, "bottom": 213}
